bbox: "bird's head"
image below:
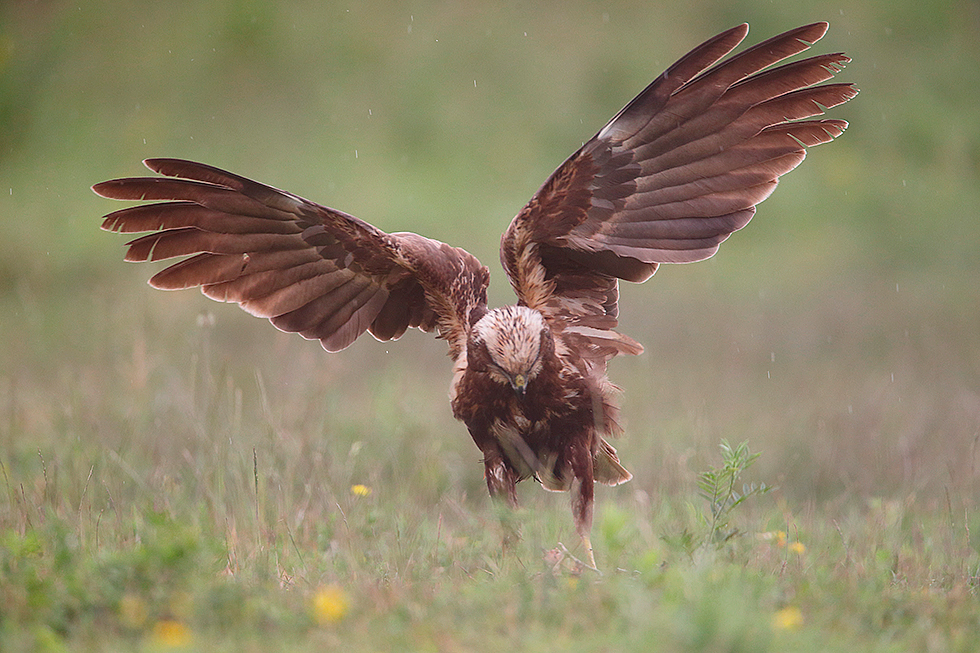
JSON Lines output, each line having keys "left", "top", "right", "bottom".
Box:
{"left": 470, "top": 305, "right": 553, "bottom": 398}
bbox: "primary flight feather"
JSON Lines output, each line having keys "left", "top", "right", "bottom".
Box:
{"left": 95, "top": 22, "right": 856, "bottom": 568}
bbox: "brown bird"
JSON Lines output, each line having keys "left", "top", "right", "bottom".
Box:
{"left": 94, "top": 23, "right": 856, "bottom": 568}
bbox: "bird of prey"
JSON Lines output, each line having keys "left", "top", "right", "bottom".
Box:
{"left": 94, "top": 22, "right": 856, "bottom": 568}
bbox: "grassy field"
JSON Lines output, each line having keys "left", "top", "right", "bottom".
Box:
{"left": 3, "top": 0, "right": 980, "bottom": 650}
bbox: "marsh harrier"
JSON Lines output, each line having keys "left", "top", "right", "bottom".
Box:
{"left": 95, "top": 23, "right": 856, "bottom": 567}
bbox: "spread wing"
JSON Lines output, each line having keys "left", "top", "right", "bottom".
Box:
{"left": 94, "top": 159, "right": 489, "bottom": 357}
{"left": 501, "top": 22, "right": 857, "bottom": 354}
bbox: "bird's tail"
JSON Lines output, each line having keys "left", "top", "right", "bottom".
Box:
{"left": 594, "top": 438, "right": 632, "bottom": 486}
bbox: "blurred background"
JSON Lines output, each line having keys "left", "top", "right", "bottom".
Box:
{"left": 1, "top": 0, "right": 978, "bottom": 517}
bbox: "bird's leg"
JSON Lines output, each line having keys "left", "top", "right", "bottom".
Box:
{"left": 484, "top": 452, "right": 521, "bottom": 553}
{"left": 484, "top": 456, "right": 519, "bottom": 508}
{"left": 570, "top": 445, "right": 597, "bottom": 569}
{"left": 571, "top": 483, "right": 596, "bottom": 569}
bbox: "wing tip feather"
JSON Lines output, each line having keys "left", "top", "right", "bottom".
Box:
{"left": 143, "top": 157, "right": 185, "bottom": 176}
{"left": 795, "top": 21, "right": 829, "bottom": 45}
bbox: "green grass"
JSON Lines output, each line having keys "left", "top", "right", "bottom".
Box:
{"left": 3, "top": 0, "right": 980, "bottom": 650}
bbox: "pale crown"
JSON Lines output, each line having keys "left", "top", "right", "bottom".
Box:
{"left": 472, "top": 306, "right": 549, "bottom": 382}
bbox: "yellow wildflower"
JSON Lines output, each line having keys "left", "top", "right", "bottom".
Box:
{"left": 789, "top": 541, "right": 806, "bottom": 555}
{"left": 758, "top": 530, "right": 788, "bottom": 547}
{"left": 771, "top": 606, "right": 804, "bottom": 631}
{"left": 350, "top": 484, "right": 372, "bottom": 497}
{"left": 151, "top": 619, "right": 192, "bottom": 647}
{"left": 313, "top": 584, "right": 349, "bottom": 624}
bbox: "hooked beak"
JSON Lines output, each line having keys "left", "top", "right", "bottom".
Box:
{"left": 510, "top": 373, "right": 527, "bottom": 399}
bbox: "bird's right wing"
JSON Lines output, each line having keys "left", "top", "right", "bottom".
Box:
{"left": 94, "top": 158, "right": 489, "bottom": 357}
{"left": 501, "top": 22, "right": 856, "bottom": 347}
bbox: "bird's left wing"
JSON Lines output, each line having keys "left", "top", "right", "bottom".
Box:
{"left": 95, "top": 158, "right": 488, "bottom": 357}
{"left": 500, "top": 22, "right": 857, "bottom": 355}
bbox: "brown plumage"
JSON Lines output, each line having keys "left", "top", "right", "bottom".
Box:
{"left": 94, "top": 23, "right": 856, "bottom": 568}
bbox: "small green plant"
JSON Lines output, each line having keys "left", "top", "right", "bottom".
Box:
{"left": 697, "top": 440, "right": 773, "bottom": 548}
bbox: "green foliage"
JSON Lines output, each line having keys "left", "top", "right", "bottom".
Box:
{"left": 696, "top": 440, "right": 773, "bottom": 548}
{"left": 3, "top": 489, "right": 979, "bottom": 651}
{"left": 3, "top": 0, "right": 980, "bottom": 650}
